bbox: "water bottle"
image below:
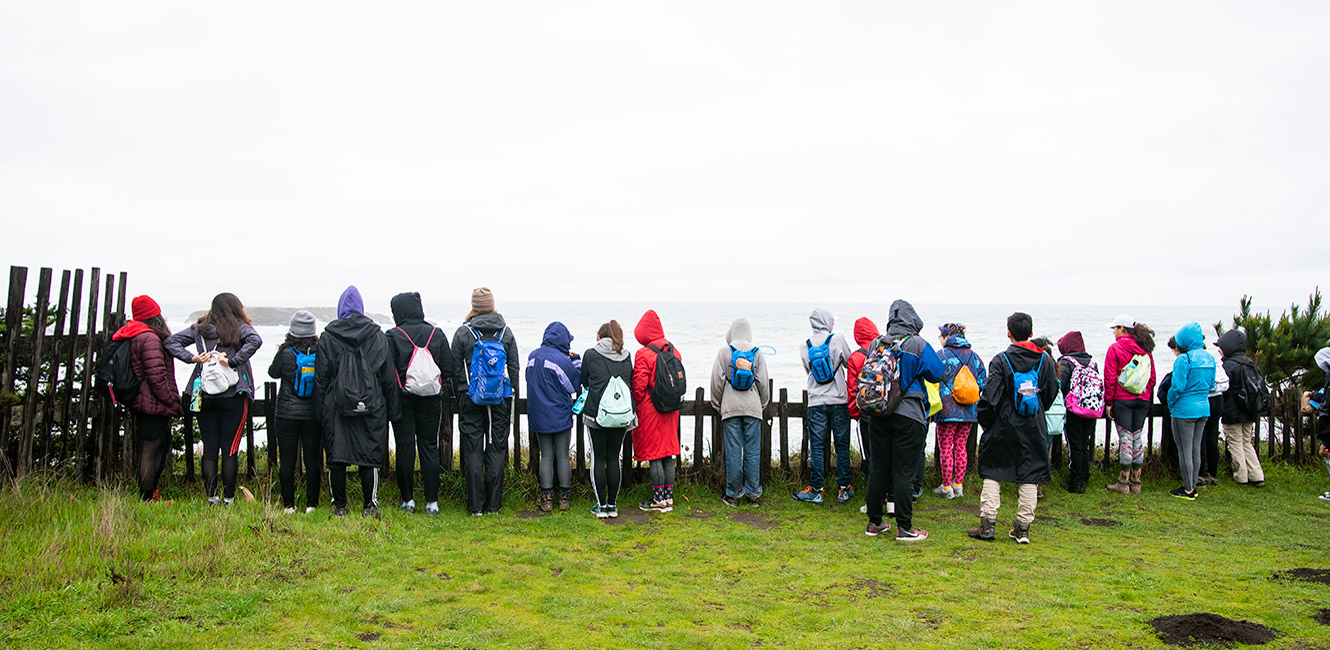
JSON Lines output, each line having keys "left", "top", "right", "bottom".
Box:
{"left": 191, "top": 376, "right": 203, "bottom": 412}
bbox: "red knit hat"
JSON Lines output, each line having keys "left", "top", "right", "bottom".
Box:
{"left": 131, "top": 295, "right": 161, "bottom": 321}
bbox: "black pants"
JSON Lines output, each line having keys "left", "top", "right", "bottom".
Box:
{"left": 198, "top": 395, "right": 248, "bottom": 499}
{"left": 330, "top": 465, "right": 377, "bottom": 509}
{"left": 1064, "top": 414, "right": 1095, "bottom": 486}
{"left": 1200, "top": 395, "right": 1223, "bottom": 477}
{"left": 458, "top": 399, "right": 510, "bottom": 514}
{"left": 589, "top": 426, "right": 626, "bottom": 506}
{"left": 866, "top": 414, "right": 926, "bottom": 531}
{"left": 392, "top": 394, "right": 443, "bottom": 504}
{"left": 275, "top": 417, "right": 322, "bottom": 509}
{"left": 135, "top": 413, "right": 172, "bottom": 501}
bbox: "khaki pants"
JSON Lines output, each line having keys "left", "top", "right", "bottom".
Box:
{"left": 1224, "top": 422, "right": 1265, "bottom": 483}
{"left": 979, "top": 479, "right": 1037, "bottom": 526}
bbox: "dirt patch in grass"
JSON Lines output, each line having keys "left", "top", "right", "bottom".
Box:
{"left": 550, "top": 568, "right": 563, "bottom": 578}
{"left": 602, "top": 508, "right": 652, "bottom": 526}
{"left": 1148, "top": 613, "right": 1276, "bottom": 646}
{"left": 730, "top": 511, "right": 777, "bottom": 529}
{"left": 687, "top": 508, "right": 714, "bottom": 520}
{"left": 1034, "top": 515, "right": 1060, "bottom": 524}
{"left": 937, "top": 503, "right": 981, "bottom": 516}
{"left": 515, "top": 510, "right": 543, "bottom": 519}
{"left": 1314, "top": 609, "right": 1330, "bottom": 626}
{"left": 356, "top": 632, "right": 381, "bottom": 642}
{"left": 1273, "top": 568, "right": 1330, "bottom": 585}
{"left": 1080, "top": 518, "right": 1121, "bottom": 527}
{"left": 853, "top": 578, "right": 893, "bottom": 599}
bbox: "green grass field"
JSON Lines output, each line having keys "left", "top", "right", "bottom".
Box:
{"left": 2, "top": 463, "right": 1329, "bottom": 650}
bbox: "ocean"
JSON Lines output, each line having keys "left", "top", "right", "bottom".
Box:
{"left": 166, "top": 301, "right": 1241, "bottom": 459}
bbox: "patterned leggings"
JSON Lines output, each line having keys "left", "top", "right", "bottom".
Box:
{"left": 937, "top": 421, "right": 970, "bottom": 485}
{"left": 1112, "top": 400, "right": 1149, "bottom": 468}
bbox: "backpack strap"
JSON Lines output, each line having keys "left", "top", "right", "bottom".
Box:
{"left": 423, "top": 328, "right": 436, "bottom": 349}
{"left": 395, "top": 327, "right": 417, "bottom": 348}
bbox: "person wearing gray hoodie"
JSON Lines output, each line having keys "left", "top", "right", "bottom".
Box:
{"left": 796, "top": 308, "right": 854, "bottom": 504}
{"left": 580, "top": 320, "right": 634, "bottom": 518}
{"left": 710, "top": 318, "right": 771, "bottom": 507}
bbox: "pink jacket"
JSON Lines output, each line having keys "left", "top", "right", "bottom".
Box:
{"left": 1103, "top": 334, "right": 1155, "bottom": 407}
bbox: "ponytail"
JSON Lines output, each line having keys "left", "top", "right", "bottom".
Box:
{"left": 598, "top": 320, "right": 624, "bottom": 354}
{"left": 1130, "top": 323, "right": 1156, "bottom": 354}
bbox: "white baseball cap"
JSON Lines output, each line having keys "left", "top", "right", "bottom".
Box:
{"left": 1107, "top": 314, "right": 1136, "bottom": 329}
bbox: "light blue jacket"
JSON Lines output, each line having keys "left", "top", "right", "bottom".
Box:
{"left": 1166, "top": 322, "right": 1216, "bottom": 419}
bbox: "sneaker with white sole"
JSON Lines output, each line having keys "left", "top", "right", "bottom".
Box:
{"left": 865, "top": 521, "right": 891, "bottom": 536}
{"left": 952, "top": 484, "right": 964, "bottom": 498}
{"left": 283, "top": 507, "right": 296, "bottom": 515}
{"left": 304, "top": 507, "right": 316, "bottom": 514}
{"left": 933, "top": 485, "right": 956, "bottom": 499}
{"left": 1319, "top": 492, "right": 1330, "bottom": 501}
{"left": 896, "top": 527, "right": 928, "bottom": 542}
{"left": 792, "top": 486, "right": 824, "bottom": 504}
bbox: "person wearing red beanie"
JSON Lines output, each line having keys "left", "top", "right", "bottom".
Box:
{"left": 111, "top": 295, "right": 181, "bottom": 502}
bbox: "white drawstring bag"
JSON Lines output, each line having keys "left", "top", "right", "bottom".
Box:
{"left": 197, "top": 332, "right": 239, "bottom": 395}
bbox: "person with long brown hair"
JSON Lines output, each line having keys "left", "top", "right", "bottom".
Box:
{"left": 580, "top": 320, "right": 633, "bottom": 517}
{"left": 111, "top": 295, "right": 182, "bottom": 502}
{"left": 165, "top": 292, "right": 263, "bottom": 505}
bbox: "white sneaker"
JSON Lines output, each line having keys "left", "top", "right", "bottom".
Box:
{"left": 283, "top": 507, "right": 296, "bottom": 515}
{"left": 304, "top": 507, "right": 316, "bottom": 514}
{"left": 953, "top": 484, "right": 964, "bottom": 498}
{"left": 1318, "top": 492, "right": 1330, "bottom": 501}
{"left": 859, "top": 504, "right": 868, "bottom": 514}
{"left": 932, "top": 484, "right": 951, "bottom": 497}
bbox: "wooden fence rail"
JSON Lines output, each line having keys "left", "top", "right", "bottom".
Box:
{"left": 2, "top": 264, "right": 1322, "bottom": 488}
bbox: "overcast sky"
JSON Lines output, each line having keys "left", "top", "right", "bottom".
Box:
{"left": 2, "top": 2, "right": 1327, "bottom": 310}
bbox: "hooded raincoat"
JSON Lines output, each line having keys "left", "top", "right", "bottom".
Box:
{"left": 525, "top": 322, "right": 581, "bottom": 434}
{"left": 316, "top": 287, "right": 400, "bottom": 467}
{"left": 881, "top": 300, "right": 944, "bottom": 426}
{"left": 1165, "top": 323, "right": 1216, "bottom": 419}
{"left": 710, "top": 318, "right": 771, "bottom": 421}
{"left": 846, "top": 317, "right": 879, "bottom": 419}
{"left": 976, "top": 342, "right": 1059, "bottom": 484}
{"left": 799, "top": 308, "right": 852, "bottom": 407}
{"left": 1216, "top": 329, "right": 1264, "bottom": 424}
{"left": 936, "top": 334, "right": 986, "bottom": 422}
{"left": 386, "top": 292, "right": 455, "bottom": 397}
{"left": 631, "top": 310, "right": 682, "bottom": 462}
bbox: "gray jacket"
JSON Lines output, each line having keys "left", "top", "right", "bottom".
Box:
{"left": 164, "top": 322, "right": 263, "bottom": 399}
{"left": 798, "top": 308, "right": 852, "bottom": 407}
{"left": 710, "top": 318, "right": 770, "bottom": 420}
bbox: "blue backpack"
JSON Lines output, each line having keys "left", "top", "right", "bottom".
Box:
{"left": 467, "top": 326, "right": 512, "bottom": 405}
{"left": 807, "top": 335, "right": 836, "bottom": 384}
{"left": 291, "top": 346, "right": 316, "bottom": 398}
{"left": 729, "top": 345, "right": 757, "bottom": 390}
{"left": 1002, "top": 352, "right": 1044, "bottom": 417}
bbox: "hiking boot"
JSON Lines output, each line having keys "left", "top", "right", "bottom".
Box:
{"left": 362, "top": 506, "right": 382, "bottom": 519}
{"left": 1009, "top": 521, "right": 1030, "bottom": 544}
{"left": 865, "top": 521, "right": 891, "bottom": 536}
{"left": 837, "top": 485, "right": 856, "bottom": 503}
{"left": 537, "top": 492, "right": 553, "bottom": 513}
{"left": 896, "top": 527, "right": 928, "bottom": 542}
{"left": 967, "top": 516, "right": 996, "bottom": 541}
{"left": 792, "top": 486, "right": 824, "bottom": 504}
{"left": 1106, "top": 470, "right": 1131, "bottom": 494}
{"left": 721, "top": 495, "right": 740, "bottom": 508}
{"left": 932, "top": 484, "right": 954, "bottom": 499}
{"left": 1129, "top": 468, "right": 1142, "bottom": 494}
{"left": 558, "top": 492, "right": 570, "bottom": 511}
{"left": 1169, "top": 486, "right": 1197, "bottom": 500}
{"left": 1036, "top": 486, "right": 1045, "bottom": 500}
{"left": 332, "top": 506, "right": 348, "bottom": 517}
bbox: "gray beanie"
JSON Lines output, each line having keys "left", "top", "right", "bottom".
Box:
{"left": 289, "top": 310, "right": 317, "bottom": 338}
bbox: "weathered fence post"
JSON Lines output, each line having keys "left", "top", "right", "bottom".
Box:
{"left": 75, "top": 269, "right": 100, "bottom": 480}
{"left": 760, "top": 379, "right": 773, "bottom": 486}
{"left": 18, "top": 268, "right": 53, "bottom": 477}
{"left": 511, "top": 383, "right": 521, "bottom": 473}
{"left": 265, "top": 382, "right": 277, "bottom": 474}
{"left": 38, "top": 270, "right": 71, "bottom": 469}
{"left": 182, "top": 393, "right": 195, "bottom": 481}
{"left": 778, "top": 388, "right": 790, "bottom": 479}
{"left": 693, "top": 387, "right": 705, "bottom": 477}
{"left": 59, "top": 269, "right": 84, "bottom": 468}
{"left": 799, "top": 391, "right": 809, "bottom": 484}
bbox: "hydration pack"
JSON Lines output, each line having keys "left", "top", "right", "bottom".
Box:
{"left": 467, "top": 326, "right": 512, "bottom": 405}
{"left": 1003, "top": 352, "right": 1045, "bottom": 417}
{"left": 291, "top": 346, "right": 316, "bottom": 399}
{"left": 807, "top": 335, "right": 836, "bottom": 384}
{"left": 729, "top": 345, "right": 757, "bottom": 391}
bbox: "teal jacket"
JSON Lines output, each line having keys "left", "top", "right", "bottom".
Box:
{"left": 1166, "top": 322, "right": 1216, "bottom": 419}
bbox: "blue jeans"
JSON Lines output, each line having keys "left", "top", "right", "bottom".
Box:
{"left": 723, "top": 416, "right": 763, "bottom": 499}
{"left": 808, "top": 404, "right": 851, "bottom": 489}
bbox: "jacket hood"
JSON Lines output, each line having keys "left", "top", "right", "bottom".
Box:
{"left": 884, "top": 300, "right": 924, "bottom": 339}
{"left": 541, "top": 321, "right": 573, "bottom": 352}
{"left": 593, "top": 337, "right": 630, "bottom": 362}
{"left": 390, "top": 292, "right": 425, "bottom": 325}
{"left": 634, "top": 310, "right": 664, "bottom": 346}
{"left": 467, "top": 312, "right": 507, "bottom": 331}
{"left": 1057, "top": 331, "right": 1086, "bottom": 355}
{"left": 1314, "top": 347, "right": 1330, "bottom": 373}
{"left": 1217, "top": 329, "right": 1247, "bottom": 357}
{"left": 1175, "top": 322, "right": 1205, "bottom": 352}
{"left": 112, "top": 320, "right": 157, "bottom": 341}
{"left": 853, "top": 317, "right": 879, "bottom": 348}
{"left": 726, "top": 318, "right": 754, "bottom": 348}
{"left": 325, "top": 311, "right": 382, "bottom": 344}
{"left": 1114, "top": 333, "right": 1146, "bottom": 355}
{"left": 337, "top": 286, "right": 364, "bottom": 320}
{"left": 944, "top": 334, "right": 972, "bottom": 350}
{"left": 809, "top": 308, "right": 834, "bottom": 334}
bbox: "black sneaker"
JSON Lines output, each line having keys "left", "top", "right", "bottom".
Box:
{"left": 895, "top": 527, "right": 928, "bottom": 542}
{"left": 721, "top": 495, "right": 740, "bottom": 508}
{"left": 362, "top": 506, "right": 382, "bottom": 519}
{"left": 745, "top": 495, "right": 762, "bottom": 507}
{"left": 1169, "top": 486, "right": 1197, "bottom": 500}
{"left": 1249, "top": 480, "right": 1265, "bottom": 488}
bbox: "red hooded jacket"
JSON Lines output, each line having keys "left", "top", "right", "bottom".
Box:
{"left": 112, "top": 321, "right": 183, "bottom": 417}
{"left": 846, "top": 317, "right": 879, "bottom": 419}
{"left": 1103, "top": 334, "right": 1156, "bottom": 408}
{"left": 630, "top": 310, "right": 683, "bottom": 462}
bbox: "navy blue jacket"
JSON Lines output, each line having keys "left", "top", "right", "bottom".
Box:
{"left": 524, "top": 322, "right": 582, "bottom": 434}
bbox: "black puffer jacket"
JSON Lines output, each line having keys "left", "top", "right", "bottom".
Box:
{"left": 268, "top": 339, "right": 319, "bottom": 421}
{"left": 385, "top": 292, "right": 455, "bottom": 399}
{"left": 1217, "top": 330, "right": 1258, "bottom": 424}
{"left": 315, "top": 313, "right": 400, "bottom": 467}
{"left": 977, "top": 343, "right": 1059, "bottom": 484}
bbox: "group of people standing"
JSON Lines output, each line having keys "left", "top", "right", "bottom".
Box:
{"left": 108, "top": 290, "right": 1326, "bottom": 538}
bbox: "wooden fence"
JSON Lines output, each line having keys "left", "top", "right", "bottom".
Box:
{"left": 1, "top": 263, "right": 1322, "bottom": 489}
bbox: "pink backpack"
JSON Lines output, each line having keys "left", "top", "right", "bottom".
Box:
{"left": 1064, "top": 357, "right": 1104, "bottom": 418}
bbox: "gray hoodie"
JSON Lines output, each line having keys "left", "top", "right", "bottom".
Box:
{"left": 710, "top": 318, "right": 771, "bottom": 420}
{"left": 798, "top": 308, "right": 852, "bottom": 407}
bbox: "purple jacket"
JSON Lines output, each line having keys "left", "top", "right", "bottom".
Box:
{"left": 524, "top": 322, "right": 581, "bottom": 434}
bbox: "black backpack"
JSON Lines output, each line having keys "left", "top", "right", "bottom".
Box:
{"left": 1234, "top": 360, "right": 1271, "bottom": 418}
{"left": 647, "top": 343, "right": 686, "bottom": 413}
{"left": 96, "top": 339, "right": 141, "bottom": 407}
{"left": 331, "top": 342, "right": 384, "bottom": 417}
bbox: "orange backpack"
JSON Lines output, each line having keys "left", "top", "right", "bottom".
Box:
{"left": 951, "top": 355, "right": 981, "bottom": 406}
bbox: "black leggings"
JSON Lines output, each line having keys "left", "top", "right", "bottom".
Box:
{"left": 393, "top": 394, "right": 443, "bottom": 504}
{"left": 589, "top": 426, "right": 626, "bottom": 506}
{"left": 199, "top": 395, "right": 248, "bottom": 499}
{"left": 275, "top": 417, "right": 322, "bottom": 509}
{"left": 330, "top": 465, "right": 378, "bottom": 509}
{"left": 1111, "top": 398, "right": 1150, "bottom": 432}
{"left": 135, "top": 413, "right": 172, "bottom": 501}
